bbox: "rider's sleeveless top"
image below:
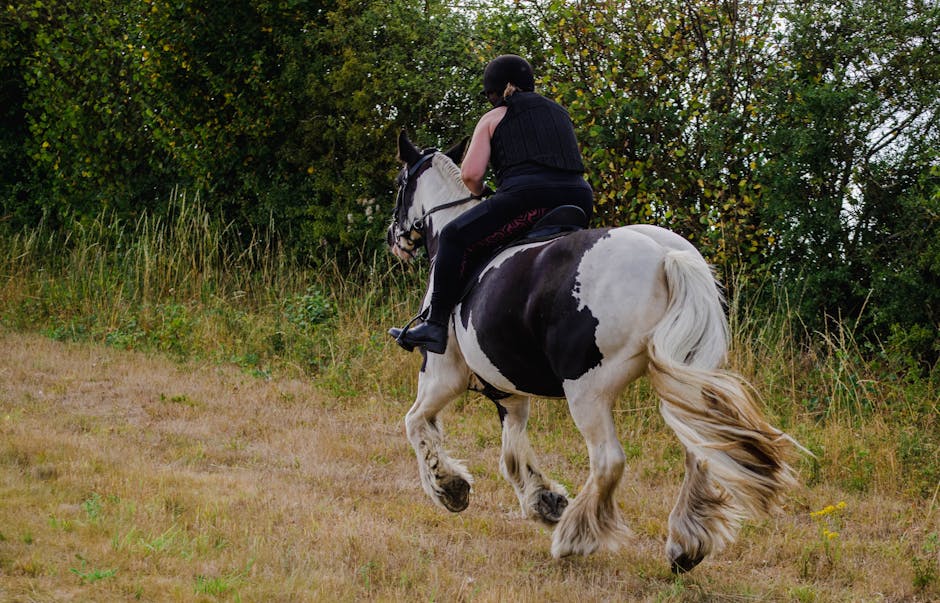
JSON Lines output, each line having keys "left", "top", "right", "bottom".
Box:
{"left": 489, "top": 92, "right": 585, "bottom": 184}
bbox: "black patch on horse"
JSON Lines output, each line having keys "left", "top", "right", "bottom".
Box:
{"left": 459, "top": 230, "right": 609, "bottom": 397}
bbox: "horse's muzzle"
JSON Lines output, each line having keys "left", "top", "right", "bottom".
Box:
{"left": 388, "top": 224, "right": 419, "bottom": 261}
{"left": 392, "top": 242, "right": 414, "bottom": 261}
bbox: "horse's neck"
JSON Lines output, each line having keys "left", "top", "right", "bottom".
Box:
{"left": 417, "top": 167, "right": 478, "bottom": 241}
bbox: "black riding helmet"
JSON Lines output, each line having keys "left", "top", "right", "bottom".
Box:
{"left": 482, "top": 54, "right": 535, "bottom": 96}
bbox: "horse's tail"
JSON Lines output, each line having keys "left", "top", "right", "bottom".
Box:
{"left": 647, "top": 250, "right": 800, "bottom": 519}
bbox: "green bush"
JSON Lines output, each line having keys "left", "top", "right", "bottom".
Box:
{"left": 1, "top": 1, "right": 482, "bottom": 262}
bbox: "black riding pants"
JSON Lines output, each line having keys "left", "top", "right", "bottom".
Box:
{"left": 426, "top": 172, "right": 593, "bottom": 325}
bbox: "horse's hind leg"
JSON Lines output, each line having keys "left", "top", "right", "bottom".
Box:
{"left": 667, "top": 450, "right": 739, "bottom": 573}
{"left": 496, "top": 395, "right": 568, "bottom": 524}
{"left": 551, "top": 387, "right": 632, "bottom": 558}
{"left": 404, "top": 353, "right": 473, "bottom": 512}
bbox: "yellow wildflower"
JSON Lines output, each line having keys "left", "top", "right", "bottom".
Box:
{"left": 811, "top": 502, "right": 845, "bottom": 518}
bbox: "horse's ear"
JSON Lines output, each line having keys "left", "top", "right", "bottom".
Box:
{"left": 398, "top": 129, "right": 423, "bottom": 166}
{"left": 444, "top": 136, "right": 470, "bottom": 165}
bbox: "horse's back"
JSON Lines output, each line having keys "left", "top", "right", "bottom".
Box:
{"left": 455, "top": 226, "right": 682, "bottom": 397}
{"left": 623, "top": 223, "right": 700, "bottom": 254}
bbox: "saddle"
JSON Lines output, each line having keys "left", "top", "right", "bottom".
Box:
{"left": 516, "top": 204, "right": 589, "bottom": 245}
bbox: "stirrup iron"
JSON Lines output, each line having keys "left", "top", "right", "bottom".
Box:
{"left": 389, "top": 308, "right": 430, "bottom": 352}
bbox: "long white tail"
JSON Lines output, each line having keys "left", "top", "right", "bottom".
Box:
{"left": 648, "top": 250, "right": 799, "bottom": 519}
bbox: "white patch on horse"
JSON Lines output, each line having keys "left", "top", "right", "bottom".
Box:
{"left": 572, "top": 228, "right": 667, "bottom": 355}
{"left": 414, "top": 158, "right": 465, "bottom": 216}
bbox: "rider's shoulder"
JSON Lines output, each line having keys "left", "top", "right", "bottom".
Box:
{"left": 483, "top": 105, "right": 508, "bottom": 120}
{"left": 479, "top": 105, "right": 507, "bottom": 132}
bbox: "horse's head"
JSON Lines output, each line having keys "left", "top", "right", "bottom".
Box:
{"left": 387, "top": 130, "right": 470, "bottom": 261}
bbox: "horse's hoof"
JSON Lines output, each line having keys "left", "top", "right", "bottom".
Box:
{"left": 670, "top": 553, "right": 704, "bottom": 574}
{"left": 536, "top": 490, "right": 568, "bottom": 524}
{"left": 439, "top": 475, "right": 470, "bottom": 512}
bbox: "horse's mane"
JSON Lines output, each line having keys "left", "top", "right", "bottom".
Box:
{"left": 434, "top": 152, "right": 465, "bottom": 190}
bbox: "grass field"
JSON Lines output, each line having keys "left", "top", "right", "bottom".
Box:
{"left": 0, "top": 199, "right": 938, "bottom": 601}
{"left": 1, "top": 332, "right": 938, "bottom": 602}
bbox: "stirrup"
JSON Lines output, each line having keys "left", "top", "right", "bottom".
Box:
{"left": 392, "top": 320, "right": 447, "bottom": 354}
{"left": 388, "top": 308, "right": 429, "bottom": 352}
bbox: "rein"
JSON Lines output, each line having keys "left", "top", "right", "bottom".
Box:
{"left": 409, "top": 193, "right": 479, "bottom": 234}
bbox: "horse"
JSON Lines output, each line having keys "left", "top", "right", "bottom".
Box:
{"left": 386, "top": 131, "right": 801, "bottom": 572}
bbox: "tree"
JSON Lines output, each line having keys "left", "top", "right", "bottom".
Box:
{"left": 531, "top": 0, "right": 939, "bottom": 363}
{"left": 2, "top": 1, "right": 486, "bottom": 264}
{"left": 758, "top": 0, "right": 940, "bottom": 362}
{"left": 2, "top": 0, "right": 937, "bottom": 363}
{"left": 278, "top": 0, "right": 482, "bottom": 259}
{"left": 0, "top": 5, "right": 34, "bottom": 223}
{"left": 531, "top": 0, "right": 781, "bottom": 274}
{"left": 5, "top": 1, "right": 173, "bottom": 224}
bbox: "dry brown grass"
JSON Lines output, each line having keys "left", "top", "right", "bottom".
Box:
{"left": 1, "top": 327, "right": 938, "bottom": 602}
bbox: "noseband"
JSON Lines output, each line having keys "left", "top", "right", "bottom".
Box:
{"left": 391, "top": 150, "right": 480, "bottom": 257}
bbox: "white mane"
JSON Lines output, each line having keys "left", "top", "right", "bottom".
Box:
{"left": 410, "top": 152, "right": 475, "bottom": 229}
{"left": 432, "top": 152, "right": 466, "bottom": 193}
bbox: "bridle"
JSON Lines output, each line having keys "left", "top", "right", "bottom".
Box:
{"left": 390, "top": 150, "right": 481, "bottom": 258}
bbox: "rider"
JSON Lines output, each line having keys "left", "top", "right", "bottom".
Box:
{"left": 390, "top": 54, "right": 594, "bottom": 354}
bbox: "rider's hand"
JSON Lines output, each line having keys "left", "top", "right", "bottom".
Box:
{"left": 473, "top": 185, "right": 495, "bottom": 200}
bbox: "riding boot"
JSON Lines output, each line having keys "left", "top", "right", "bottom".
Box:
{"left": 389, "top": 294, "right": 453, "bottom": 354}
{"left": 388, "top": 319, "right": 448, "bottom": 354}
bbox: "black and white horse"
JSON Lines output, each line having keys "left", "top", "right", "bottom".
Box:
{"left": 387, "top": 131, "right": 800, "bottom": 572}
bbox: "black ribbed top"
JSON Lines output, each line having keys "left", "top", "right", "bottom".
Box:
{"left": 490, "top": 92, "right": 585, "bottom": 184}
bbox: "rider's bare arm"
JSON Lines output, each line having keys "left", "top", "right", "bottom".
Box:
{"left": 461, "top": 106, "right": 506, "bottom": 196}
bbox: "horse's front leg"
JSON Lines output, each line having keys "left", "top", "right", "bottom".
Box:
{"left": 496, "top": 395, "right": 568, "bottom": 524}
{"left": 404, "top": 349, "right": 473, "bottom": 512}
